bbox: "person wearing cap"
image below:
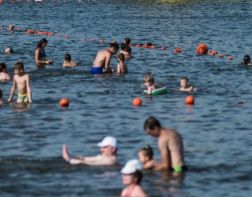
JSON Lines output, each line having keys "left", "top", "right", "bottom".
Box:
{"left": 62, "top": 136, "right": 117, "bottom": 166}
{"left": 121, "top": 159, "right": 147, "bottom": 197}
{"left": 143, "top": 116, "right": 186, "bottom": 173}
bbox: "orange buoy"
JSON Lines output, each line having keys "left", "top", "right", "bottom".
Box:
{"left": 59, "top": 97, "right": 70, "bottom": 107}
{"left": 208, "top": 50, "right": 217, "bottom": 56}
{"left": 175, "top": 47, "right": 182, "bottom": 53}
{"left": 185, "top": 95, "right": 195, "bottom": 105}
{"left": 132, "top": 97, "right": 142, "bottom": 106}
{"left": 196, "top": 43, "right": 208, "bottom": 55}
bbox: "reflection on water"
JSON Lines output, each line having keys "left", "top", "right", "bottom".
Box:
{"left": 1, "top": 0, "right": 252, "bottom": 196}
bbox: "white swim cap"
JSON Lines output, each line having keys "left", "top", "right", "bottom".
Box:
{"left": 121, "top": 159, "right": 143, "bottom": 174}
{"left": 97, "top": 136, "right": 117, "bottom": 148}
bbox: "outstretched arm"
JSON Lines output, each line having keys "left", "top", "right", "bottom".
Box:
{"left": 8, "top": 78, "right": 17, "bottom": 102}
{"left": 62, "top": 145, "right": 85, "bottom": 165}
{"left": 154, "top": 139, "right": 171, "bottom": 171}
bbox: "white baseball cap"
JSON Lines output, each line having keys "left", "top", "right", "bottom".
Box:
{"left": 97, "top": 136, "right": 117, "bottom": 148}
{"left": 121, "top": 159, "right": 143, "bottom": 174}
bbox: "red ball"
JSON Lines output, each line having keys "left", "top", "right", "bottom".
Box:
{"left": 185, "top": 96, "right": 195, "bottom": 105}
{"left": 196, "top": 43, "right": 208, "bottom": 55}
{"left": 59, "top": 97, "right": 70, "bottom": 107}
{"left": 132, "top": 97, "right": 142, "bottom": 106}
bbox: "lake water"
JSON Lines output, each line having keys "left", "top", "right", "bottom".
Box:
{"left": 0, "top": 0, "right": 252, "bottom": 196}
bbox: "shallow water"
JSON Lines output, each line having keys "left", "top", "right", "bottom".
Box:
{"left": 0, "top": 0, "right": 252, "bottom": 196}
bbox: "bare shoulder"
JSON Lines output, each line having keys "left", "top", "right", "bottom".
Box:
{"left": 134, "top": 185, "right": 147, "bottom": 197}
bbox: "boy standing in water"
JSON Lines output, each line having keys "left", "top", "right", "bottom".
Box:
{"left": 143, "top": 116, "right": 186, "bottom": 173}
{"left": 62, "top": 136, "right": 117, "bottom": 166}
{"left": 91, "top": 42, "right": 119, "bottom": 74}
{"left": 8, "top": 62, "right": 32, "bottom": 103}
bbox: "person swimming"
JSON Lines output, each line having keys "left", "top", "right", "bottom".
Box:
{"left": 63, "top": 53, "right": 77, "bottom": 67}
{"left": 243, "top": 55, "right": 252, "bottom": 66}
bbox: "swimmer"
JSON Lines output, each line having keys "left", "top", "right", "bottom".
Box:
{"left": 62, "top": 136, "right": 117, "bottom": 166}
{"left": 179, "top": 77, "right": 197, "bottom": 92}
{"left": 63, "top": 53, "right": 77, "bottom": 67}
{"left": 144, "top": 116, "right": 186, "bottom": 173}
{"left": 0, "top": 89, "right": 3, "bottom": 105}
{"left": 4, "top": 47, "right": 13, "bottom": 54}
{"left": 117, "top": 53, "right": 128, "bottom": 74}
{"left": 138, "top": 145, "right": 157, "bottom": 170}
{"left": 121, "top": 159, "right": 147, "bottom": 197}
{"left": 0, "top": 63, "right": 10, "bottom": 82}
{"left": 120, "top": 43, "right": 132, "bottom": 60}
{"left": 91, "top": 42, "right": 119, "bottom": 74}
{"left": 8, "top": 62, "right": 32, "bottom": 104}
{"left": 34, "top": 38, "right": 53, "bottom": 68}
{"left": 144, "top": 72, "right": 161, "bottom": 95}
{"left": 8, "top": 24, "right": 15, "bottom": 32}
{"left": 243, "top": 55, "right": 252, "bottom": 66}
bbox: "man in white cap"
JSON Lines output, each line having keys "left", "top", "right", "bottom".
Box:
{"left": 121, "top": 159, "right": 147, "bottom": 197}
{"left": 62, "top": 136, "right": 117, "bottom": 166}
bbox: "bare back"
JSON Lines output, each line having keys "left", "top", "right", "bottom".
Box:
{"left": 93, "top": 49, "right": 111, "bottom": 69}
{"left": 14, "top": 74, "right": 30, "bottom": 95}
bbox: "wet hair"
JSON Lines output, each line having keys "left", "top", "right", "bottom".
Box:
{"left": 117, "top": 53, "right": 125, "bottom": 62}
{"left": 64, "top": 53, "right": 71, "bottom": 62}
{"left": 144, "top": 72, "right": 154, "bottom": 83}
{"left": 0, "top": 63, "right": 7, "bottom": 72}
{"left": 14, "top": 61, "right": 24, "bottom": 71}
{"left": 243, "top": 55, "right": 250, "bottom": 65}
{"left": 139, "top": 145, "right": 154, "bottom": 160}
{"left": 133, "top": 170, "right": 143, "bottom": 184}
{"left": 121, "top": 43, "right": 131, "bottom": 54}
{"left": 124, "top": 38, "right": 131, "bottom": 45}
{"left": 37, "top": 38, "right": 48, "bottom": 48}
{"left": 4, "top": 47, "right": 13, "bottom": 54}
{"left": 144, "top": 116, "right": 161, "bottom": 130}
{"left": 180, "top": 76, "right": 189, "bottom": 82}
{"left": 0, "top": 89, "right": 2, "bottom": 99}
{"left": 110, "top": 42, "right": 119, "bottom": 51}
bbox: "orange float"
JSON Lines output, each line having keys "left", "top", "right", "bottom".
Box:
{"left": 208, "top": 50, "right": 217, "bottom": 56}
{"left": 132, "top": 97, "right": 142, "bottom": 106}
{"left": 185, "top": 95, "right": 195, "bottom": 105}
{"left": 196, "top": 43, "right": 208, "bottom": 55}
{"left": 59, "top": 98, "right": 70, "bottom": 107}
{"left": 175, "top": 47, "right": 182, "bottom": 53}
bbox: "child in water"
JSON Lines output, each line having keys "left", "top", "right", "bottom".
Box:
{"left": 117, "top": 53, "right": 128, "bottom": 74}
{"left": 0, "top": 63, "right": 10, "bottom": 82}
{"left": 8, "top": 62, "right": 32, "bottom": 103}
{"left": 144, "top": 72, "right": 160, "bottom": 95}
{"left": 63, "top": 53, "right": 77, "bottom": 67}
{"left": 62, "top": 136, "right": 117, "bottom": 166}
{"left": 179, "top": 76, "right": 197, "bottom": 92}
{"left": 138, "top": 145, "right": 157, "bottom": 170}
{"left": 121, "top": 159, "right": 147, "bottom": 197}
{"left": 243, "top": 55, "right": 252, "bottom": 66}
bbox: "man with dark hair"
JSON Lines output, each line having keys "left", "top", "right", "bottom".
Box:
{"left": 91, "top": 42, "right": 119, "bottom": 74}
{"left": 144, "top": 116, "right": 186, "bottom": 173}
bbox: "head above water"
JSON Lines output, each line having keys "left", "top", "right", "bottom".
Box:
{"left": 97, "top": 136, "right": 117, "bottom": 155}
{"left": 109, "top": 42, "right": 119, "bottom": 54}
{"left": 180, "top": 76, "right": 189, "bottom": 88}
{"left": 4, "top": 47, "right": 13, "bottom": 54}
{"left": 144, "top": 116, "right": 162, "bottom": 137}
{"left": 144, "top": 72, "right": 154, "bottom": 84}
{"left": 121, "top": 43, "right": 131, "bottom": 53}
{"left": 64, "top": 53, "right": 71, "bottom": 62}
{"left": 0, "top": 63, "right": 7, "bottom": 72}
{"left": 14, "top": 61, "right": 24, "bottom": 75}
{"left": 37, "top": 38, "right": 48, "bottom": 48}
{"left": 139, "top": 145, "right": 154, "bottom": 160}
{"left": 121, "top": 159, "right": 143, "bottom": 185}
{"left": 243, "top": 55, "right": 250, "bottom": 65}
{"left": 124, "top": 38, "right": 131, "bottom": 45}
{"left": 117, "top": 53, "right": 125, "bottom": 62}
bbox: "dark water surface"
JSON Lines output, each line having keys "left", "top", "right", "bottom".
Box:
{"left": 1, "top": 0, "right": 252, "bottom": 196}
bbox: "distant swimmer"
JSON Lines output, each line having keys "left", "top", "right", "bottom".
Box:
{"left": 63, "top": 53, "right": 77, "bottom": 67}
{"left": 91, "top": 42, "right": 119, "bottom": 74}
{"left": 243, "top": 55, "right": 252, "bottom": 66}
{"left": 143, "top": 116, "right": 186, "bottom": 173}
{"left": 34, "top": 38, "right": 53, "bottom": 68}
{"left": 116, "top": 53, "right": 127, "bottom": 74}
{"left": 8, "top": 62, "right": 32, "bottom": 104}
{"left": 121, "top": 159, "right": 147, "bottom": 197}
{"left": 4, "top": 47, "right": 13, "bottom": 54}
{"left": 144, "top": 72, "right": 162, "bottom": 95}
{"left": 0, "top": 63, "right": 10, "bottom": 82}
{"left": 138, "top": 145, "right": 157, "bottom": 170}
{"left": 62, "top": 136, "right": 117, "bottom": 166}
{"left": 179, "top": 76, "right": 197, "bottom": 92}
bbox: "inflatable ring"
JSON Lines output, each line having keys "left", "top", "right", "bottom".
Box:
{"left": 144, "top": 87, "right": 168, "bottom": 96}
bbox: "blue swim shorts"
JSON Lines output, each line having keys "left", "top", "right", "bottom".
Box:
{"left": 90, "top": 67, "right": 103, "bottom": 74}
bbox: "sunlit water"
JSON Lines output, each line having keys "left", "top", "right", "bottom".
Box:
{"left": 0, "top": 1, "right": 252, "bottom": 196}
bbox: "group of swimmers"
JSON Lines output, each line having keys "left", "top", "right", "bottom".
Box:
{"left": 62, "top": 116, "right": 185, "bottom": 197}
